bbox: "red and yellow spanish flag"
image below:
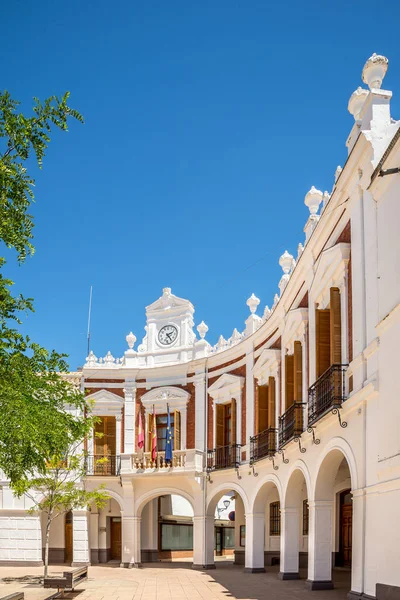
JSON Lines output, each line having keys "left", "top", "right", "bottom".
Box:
{"left": 138, "top": 409, "right": 144, "bottom": 450}
{"left": 151, "top": 406, "right": 157, "bottom": 461}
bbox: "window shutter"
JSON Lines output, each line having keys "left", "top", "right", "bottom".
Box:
{"left": 294, "top": 341, "right": 303, "bottom": 402}
{"left": 330, "top": 287, "right": 342, "bottom": 365}
{"left": 174, "top": 410, "right": 181, "bottom": 450}
{"left": 316, "top": 309, "right": 331, "bottom": 377}
{"left": 105, "top": 416, "right": 116, "bottom": 456}
{"left": 268, "top": 377, "right": 276, "bottom": 429}
{"left": 94, "top": 418, "right": 105, "bottom": 456}
{"left": 216, "top": 404, "right": 225, "bottom": 447}
{"left": 254, "top": 385, "right": 259, "bottom": 434}
{"left": 231, "top": 399, "right": 237, "bottom": 445}
{"left": 258, "top": 386, "right": 268, "bottom": 433}
{"left": 285, "top": 354, "right": 294, "bottom": 409}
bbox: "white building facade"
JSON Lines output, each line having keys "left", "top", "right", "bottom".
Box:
{"left": 1, "top": 53, "right": 400, "bottom": 600}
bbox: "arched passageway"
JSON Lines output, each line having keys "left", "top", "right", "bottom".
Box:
{"left": 308, "top": 447, "right": 355, "bottom": 591}
{"left": 280, "top": 466, "right": 310, "bottom": 579}
{"left": 206, "top": 486, "right": 249, "bottom": 569}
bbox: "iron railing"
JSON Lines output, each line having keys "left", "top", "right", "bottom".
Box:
{"left": 308, "top": 364, "right": 348, "bottom": 426}
{"left": 279, "top": 402, "right": 305, "bottom": 447}
{"left": 250, "top": 428, "right": 278, "bottom": 464}
{"left": 85, "top": 454, "right": 121, "bottom": 476}
{"left": 206, "top": 444, "right": 241, "bottom": 472}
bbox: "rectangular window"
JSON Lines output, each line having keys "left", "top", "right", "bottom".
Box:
{"left": 156, "top": 414, "right": 174, "bottom": 452}
{"left": 240, "top": 525, "right": 246, "bottom": 547}
{"left": 160, "top": 523, "right": 193, "bottom": 551}
{"left": 223, "top": 527, "right": 235, "bottom": 549}
{"left": 303, "top": 500, "right": 309, "bottom": 535}
{"left": 270, "top": 501, "right": 281, "bottom": 536}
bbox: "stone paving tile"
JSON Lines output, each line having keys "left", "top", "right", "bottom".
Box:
{"left": 0, "top": 562, "right": 351, "bottom": 600}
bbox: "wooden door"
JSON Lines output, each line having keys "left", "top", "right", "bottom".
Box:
{"left": 65, "top": 522, "right": 73, "bottom": 564}
{"left": 111, "top": 518, "right": 122, "bottom": 561}
{"left": 340, "top": 504, "right": 352, "bottom": 566}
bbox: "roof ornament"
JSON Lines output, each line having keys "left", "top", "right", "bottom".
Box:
{"left": 216, "top": 335, "right": 228, "bottom": 351}
{"left": 161, "top": 287, "right": 172, "bottom": 309}
{"left": 278, "top": 250, "right": 294, "bottom": 294}
{"left": 196, "top": 321, "right": 209, "bottom": 339}
{"left": 362, "top": 53, "right": 389, "bottom": 90}
{"left": 230, "top": 328, "right": 242, "bottom": 344}
{"left": 246, "top": 293, "right": 260, "bottom": 314}
{"left": 263, "top": 305, "right": 271, "bottom": 321}
{"left": 297, "top": 242, "right": 304, "bottom": 259}
{"left": 334, "top": 165, "right": 342, "bottom": 182}
{"left": 126, "top": 331, "right": 136, "bottom": 350}
{"left": 348, "top": 86, "right": 369, "bottom": 121}
{"left": 272, "top": 293, "right": 279, "bottom": 310}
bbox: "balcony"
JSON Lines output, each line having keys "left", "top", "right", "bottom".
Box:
{"left": 250, "top": 428, "right": 278, "bottom": 464}
{"left": 279, "top": 402, "right": 305, "bottom": 447}
{"left": 308, "top": 364, "right": 348, "bottom": 426}
{"left": 127, "top": 449, "right": 204, "bottom": 474}
{"left": 206, "top": 444, "right": 241, "bottom": 472}
{"left": 85, "top": 454, "right": 121, "bottom": 476}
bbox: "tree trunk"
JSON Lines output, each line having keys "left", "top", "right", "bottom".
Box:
{"left": 44, "top": 515, "right": 51, "bottom": 579}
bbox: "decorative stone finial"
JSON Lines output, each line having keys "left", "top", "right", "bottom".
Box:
{"left": 362, "top": 53, "right": 388, "bottom": 90}
{"left": 231, "top": 328, "right": 242, "bottom": 344}
{"left": 246, "top": 293, "right": 260, "bottom": 314}
{"left": 304, "top": 186, "right": 323, "bottom": 215}
{"left": 279, "top": 250, "right": 293, "bottom": 274}
{"left": 263, "top": 305, "right": 271, "bottom": 320}
{"left": 104, "top": 351, "right": 114, "bottom": 365}
{"left": 126, "top": 331, "right": 136, "bottom": 350}
{"left": 272, "top": 293, "right": 279, "bottom": 310}
{"left": 85, "top": 350, "right": 97, "bottom": 366}
{"left": 197, "top": 321, "right": 209, "bottom": 339}
{"left": 297, "top": 243, "right": 304, "bottom": 259}
{"left": 162, "top": 287, "right": 171, "bottom": 296}
{"left": 348, "top": 87, "right": 369, "bottom": 121}
{"left": 216, "top": 335, "right": 227, "bottom": 350}
{"left": 335, "top": 166, "right": 343, "bottom": 182}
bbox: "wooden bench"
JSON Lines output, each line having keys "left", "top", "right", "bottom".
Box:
{"left": 44, "top": 566, "right": 88, "bottom": 596}
{"left": 0, "top": 593, "right": 24, "bottom": 600}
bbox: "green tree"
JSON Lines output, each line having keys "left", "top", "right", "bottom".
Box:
{"left": 0, "top": 90, "right": 87, "bottom": 485}
{"left": 15, "top": 428, "right": 110, "bottom": 577}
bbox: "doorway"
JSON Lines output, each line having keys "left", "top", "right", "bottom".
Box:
{"left": 339, "top": 490, "right": 352, "bottom": 566}
{"left": 65, "top": 511, "right": 73, "bottom": 564}
{"left": 215, "top": 527, "right": 222, "bottom": 556}
{"left": 111, "top": 517, "right": 122, "bottom": 561}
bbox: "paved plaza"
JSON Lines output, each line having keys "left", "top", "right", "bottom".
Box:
{"left": 0, "top": 562, "right": 350, "bottom": 600}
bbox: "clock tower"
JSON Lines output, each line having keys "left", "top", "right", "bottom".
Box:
{"left": 137, "top": 288, "right": 197, "bottom": 366}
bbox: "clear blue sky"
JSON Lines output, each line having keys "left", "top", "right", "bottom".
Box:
{"left": 3, "top": 0, "right": 400, "bottom": 369}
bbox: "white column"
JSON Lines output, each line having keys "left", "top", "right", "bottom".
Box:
{"left": 246, "top": 347, "right": 255, "bottom": 441}
{"left": 89, "top": 512, "right": 99, "bottom": 564}
{"left": 308, "top": 298, "right": 317, "bottom": 385}
{"left": 244, "top": 513, "right": 265, "bottom": 572}
{"left": 192, "top": 516, "right": 215, "bottom": 569}
{"left": 123, "top": 385, "right": 136, "bottom": 453}
{"left": 72, "top": 510, "right": 90, "bottom": 566}
{"left": 350, "top": 490, "right": 365, "bottom": 596}
{"left": 279, "top": 508, "right": 300, "bottom": 579}
{"left": 121, "top": 515, "right": 141, "bottom": 568}
{"left": 194, "top": 374, "right": 206, "bottom": 451}
{"left": 306, "top": 500, "right": 334, "bottom": 589}
{"left": 116, "top": 413, "right": 122, "bottom": 454}
{"left": 180, "top": 407, "right": 187, "bottom": 450}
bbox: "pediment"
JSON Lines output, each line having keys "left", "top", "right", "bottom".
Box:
{"left": 208, "top": 373, "right": 245, "bottom": 399}
{"left": 85, "top": 389, "right": 124, "bottom": 416}
{"left": 252, "top": 349, "right": 280, "bottom": 384}
{"left": 146, "top": 288, "right": 194, "bottom": 314}
{"left": 311, "top": 243, "right": 350, "bottom": 300}
{"left": 141, "top": 386, "right": 190, "bottom": 412}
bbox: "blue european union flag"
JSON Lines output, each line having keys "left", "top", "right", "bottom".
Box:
{"left": 165, "top": 404, "right": 173, "bottom": 463}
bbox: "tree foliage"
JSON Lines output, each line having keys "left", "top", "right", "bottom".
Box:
{"left": 16, "top": 434, "right": 109, "bottom": 577}
{"left": 0, "top": 90, "right": 87, "bottom": 486}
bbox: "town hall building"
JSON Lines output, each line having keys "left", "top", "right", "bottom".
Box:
{"left": 1, "top": 53, "right": 400, "bottom": 600}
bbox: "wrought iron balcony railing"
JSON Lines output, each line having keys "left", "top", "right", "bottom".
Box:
{"left": 250, "top": 428, "right": 278, "bottom": 464}
{"left": 206, "top": 444, "right": 241, "bottom": 472}
{"left": 308, "top": 364, "right": 348, "bottom": 426}
{"left": 279, "top": 402, "right": 305, "bottom": 447}
{"left": 85, "top": 454, "right": 121, "bottom": 476}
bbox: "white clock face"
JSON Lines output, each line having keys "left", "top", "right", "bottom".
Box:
{"left": 158, "top": 325, "right": 178, "bottom": 346}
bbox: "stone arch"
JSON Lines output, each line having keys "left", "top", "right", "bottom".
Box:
{"left": 283, "top": 460, "right": 312, "bottom": 508}
{"left": 313, "top": 437, "right": 358, "bottom": 501}
{"left": 101, "top": 488, "right": 124, "bottom": 511}
{"left": 252, "top": 472, "right": 283, "bottom": 514}
{"left": 135, "top": 487, "right": 195, "bottom": 517}
{"left": 206, "top": 482, "right": 250, "bottom": 517}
